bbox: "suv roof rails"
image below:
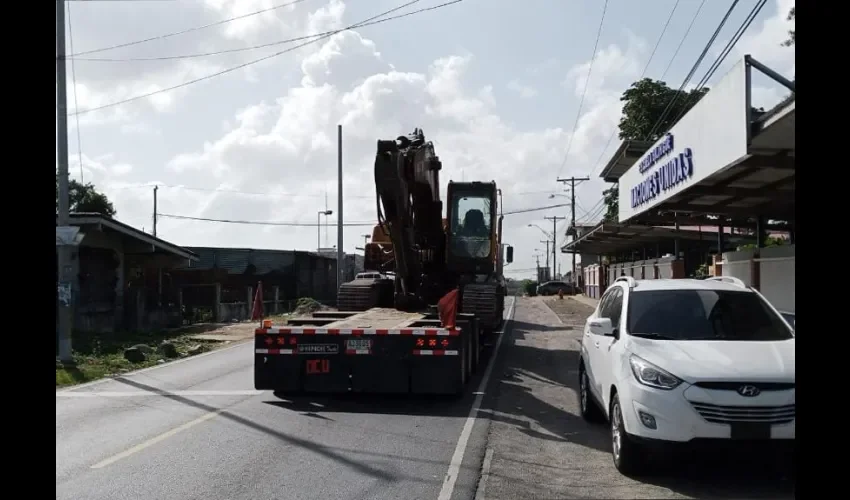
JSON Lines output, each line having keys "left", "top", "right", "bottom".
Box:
{"left": 614, "top": 276, "right": 637, "bottom": 288}
{"left": 704, "top": 276, "right": 747, "bottom": 288}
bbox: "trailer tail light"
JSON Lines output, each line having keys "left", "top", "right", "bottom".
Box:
{"left": 289, "top": 337, "right": 297, "bottom": 345}
{"left": 428, "top": 339, "right": 437, "bottom": 347}
{"left": 264, "top": 337, "right": 273, "bottom": 345}
{"left": 416, "top": 338, "right": 425, "bottom": 347}
{"left": 276, "top": 337, "right": 286, "bottom": 345}
{"left": 441, "top": 339, "right": 449, "bottom": 347}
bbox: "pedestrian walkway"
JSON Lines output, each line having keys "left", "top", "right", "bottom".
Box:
{"left": 570, "top": 294, "right": 599, "bottom": 309}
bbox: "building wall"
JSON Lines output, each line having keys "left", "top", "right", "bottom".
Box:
{"left": 722, "top": 244, "right": 794, "bottom": 314}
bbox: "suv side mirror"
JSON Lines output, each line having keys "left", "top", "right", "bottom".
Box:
{"left": 588, "top": 317, "right": 614, "bottom": 336}
{"left": 506, "top": 246, "right": 514, "bottom": 263}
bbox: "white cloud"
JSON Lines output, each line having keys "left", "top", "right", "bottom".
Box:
{"left": 507, "top": 80, "right": 537, "bottom": 99}
{"left": 62, "top": 0, "right": 796, "bottom": 279}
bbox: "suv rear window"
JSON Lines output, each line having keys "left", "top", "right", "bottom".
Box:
{"left": 627, "top": 290, "right": 793, "bottom": 341}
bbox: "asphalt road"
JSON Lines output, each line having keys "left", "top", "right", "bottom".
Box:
{"left": 56, "top": 297, "right": 516, "bottom": 500}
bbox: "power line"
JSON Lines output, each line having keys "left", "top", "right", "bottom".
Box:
{"left": 157, "top": 213, "right": 376, "bottom": 227}
{"left": 552, "top": 0, "right": 608, "bottom": 187}
{"left": 643, "top": 0, "right": 740, "bottom": 142}
{"left": 72, "top": 2, "right": 456, "bottom": 62}
{"left": 66, "top": 1, "right": 85, "bottom": 184}
{"left": 668, "top": 0, "right": 767, "bottom": 126}
{"left": 659, "top": 0, "right": 707, "bottom": 82}
{"left": 589, "top": 0, "right": 696, "bottom": 179}
{"left": 108, "top": 182, "right": 569, "bottom": 199}
{"left": 71, "top": 0, "right": 462, "bottom": 116}
{"left": 70, "top": 0, "right": 314, "bottom": 57}
{"left": 503, "top": 203, "right": 571, "bottom": 216}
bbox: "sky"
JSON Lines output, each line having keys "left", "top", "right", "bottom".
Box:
{"left": 59, "top": 0, "right": 795, "bottom": 280}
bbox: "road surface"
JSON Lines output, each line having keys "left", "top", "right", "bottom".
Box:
{"left": 57, "top": 296, "right": 794, "bottom": 499}
{"left": 56, "top": 298, "right": 516, "bottom": 500}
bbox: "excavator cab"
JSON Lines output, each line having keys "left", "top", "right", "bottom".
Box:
{"left": 446, "top": 181, "right": 498, "bottom": 274}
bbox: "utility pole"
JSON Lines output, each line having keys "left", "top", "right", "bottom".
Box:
{"left": 540, "top": 240, "right": 550, "bottom": 279}
{"left": 544, "top": 216, "right": 565, "bottom": 280}
{"left": 557, "top": 176, "right": 590, "bottom": 283}
{"left": 152, "top": 186, "right": 158, "bottom": 237}
{"left": 56, "top": 0, "right": 74, "bottom": 364}
{"left": 337, "top": 124, "right": 344, "bottom": 289}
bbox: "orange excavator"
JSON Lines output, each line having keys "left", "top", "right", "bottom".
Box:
{"left": 337, "top": 128, "right": 513, "bottom": 335}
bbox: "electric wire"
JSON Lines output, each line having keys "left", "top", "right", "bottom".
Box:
{"left": 157, "top": 213, "right": 376, "bottom": 227}
{"left": 71, "top": 3, "right": 461, "bottom": 62}
{"left": 71, "top": 0, "right": 462, "bottom": 116}
{"left": 70, "top": 0, "right": 314, "bottom": 57}
{"left": 551, "top": 0, "right": 608, "bottom": 188}
{"left": 668, "top": 0, "right": 767, "bottom": 126}
{"left": 157, "top": 200, "right": 570, "bottom": 227}
{"left": 643, "top": 0, "right": 740, "bottom": 142}
{"left": 588, "top": 0, "right": 697, "bottom": 179}
{"left": 67, "top": 2, "right": 86, "bottom": 183}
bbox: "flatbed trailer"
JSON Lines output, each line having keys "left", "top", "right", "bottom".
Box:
{"left": 254, "top": 308, "right": 482, "bottom": 395}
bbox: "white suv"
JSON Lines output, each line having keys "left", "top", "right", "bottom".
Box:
{"left": 578, "top": 276, "right": 795, "bottom": 475}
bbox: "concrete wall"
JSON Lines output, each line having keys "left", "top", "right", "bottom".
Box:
{"left": 723, "top": 244, "right": 794, "bottom": 314}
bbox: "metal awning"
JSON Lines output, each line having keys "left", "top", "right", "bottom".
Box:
{"left": 599, "top": 140, "right": 652, "bottom": 183}
{"left": 561, "top": 222, "right": 754, "bottom": 256}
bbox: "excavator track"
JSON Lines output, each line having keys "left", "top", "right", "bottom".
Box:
{"left": 337, "top": 279, "right": 393, "bottom": 311}
{"left": 459, "top": 283, "right": 504, "bottom": 334}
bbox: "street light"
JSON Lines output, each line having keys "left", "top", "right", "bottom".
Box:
{"left": 527, "top": 223, "right": 553, "bottom": 239}
{"left": 318, "top": 209, "right": 333, "bottom": 250}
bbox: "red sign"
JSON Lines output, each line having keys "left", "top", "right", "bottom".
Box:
{"left": 306, "top": 359, "right": 330, "bottom": 375}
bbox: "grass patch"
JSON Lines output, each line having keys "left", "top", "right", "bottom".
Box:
{"left": 56, "top": 328, "right": 222, "bottom": 388}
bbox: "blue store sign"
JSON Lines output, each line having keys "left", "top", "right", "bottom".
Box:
{"left": 630, "top": 133, "right": 695, "bottom": 210}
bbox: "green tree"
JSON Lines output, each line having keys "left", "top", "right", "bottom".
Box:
{"left": 56, "top": 177, "right": 117, "bottom": 217}
{"left": 603, "top": 79, "right": 709, "bottom": 221}
{"left": 782, "top": 7, "right": 795, "bottom": 47}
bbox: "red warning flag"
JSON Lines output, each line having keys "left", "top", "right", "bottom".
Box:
{"left": 437, "top": 288, "right": 460, "bottom": 329}
{"left": 251, "top": 282, "right": 264, "bottom": 321}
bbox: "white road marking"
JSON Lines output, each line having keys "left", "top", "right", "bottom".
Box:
{"left": 57, "top": 390, "right": 263, "bottom": 398}
{"left": 90, "top": 410, "right": 224, "bottom": 469}
{"left": 473, "top": 448, "right": 494, "bottom": 500}
{"left": 437, "top": 296, "right": 516, "bottom": 500}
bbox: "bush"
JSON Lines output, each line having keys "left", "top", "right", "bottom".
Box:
{"left": 523, "top": 281, "right": 539, "bottom": 297}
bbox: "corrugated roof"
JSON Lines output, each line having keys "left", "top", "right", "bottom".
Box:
{"left": 183, "top": 247, "right": 330, "bottom": 274}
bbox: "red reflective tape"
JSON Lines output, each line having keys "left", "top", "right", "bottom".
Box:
{"left": 327, "top": 329, "right": 340, "bottom": 335}
{"left": 375, "top": 329, "right": 389, "bottom": 335}
{"left": 302, "top": 329, "right": 316, "bottom": 335}
{"left": 255, "top": 328, "right": 267, "bottom": 335}
{"left": 351, "top": 329, "right": 364, "bottom": 335}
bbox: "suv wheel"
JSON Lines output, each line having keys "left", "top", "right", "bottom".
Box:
{"left": 610, "top": 393, "right": 646, "bottom": 476}
{"left": 578, "top": 363, "right": 604, "bottom": 423}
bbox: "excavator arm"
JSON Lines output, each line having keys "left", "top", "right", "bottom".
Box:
{"left": 374, "top": 128, "right": 445, "bottom": 309}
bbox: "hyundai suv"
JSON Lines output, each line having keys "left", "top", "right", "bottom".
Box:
{"left": 578, "top": 276, "right": 795, "bottom": 476}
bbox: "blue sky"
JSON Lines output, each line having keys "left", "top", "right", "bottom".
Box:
{"left": 62, "top": 0, "right": 795, "bottom": 279}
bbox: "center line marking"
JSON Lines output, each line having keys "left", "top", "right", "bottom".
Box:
{"left": 437, "top": 296, "right": 516, "bottom": 500}
{"left": 90, "top": 410, "right": 223, "bottom": 469}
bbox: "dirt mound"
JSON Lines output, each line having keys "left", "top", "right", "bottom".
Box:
{"left": 293, "top": 297, "right": 331, "bottom": 316}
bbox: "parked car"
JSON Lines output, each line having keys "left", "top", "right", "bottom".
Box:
{"left": 536, "top": 280, "right": 579, "bottom": 296}
{"left": 578, "top": 275, "right": 795, "bottom": 476}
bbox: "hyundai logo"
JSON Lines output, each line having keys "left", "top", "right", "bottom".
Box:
{"left": 737, "top": 385, "right": 761, "bottom": 397}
